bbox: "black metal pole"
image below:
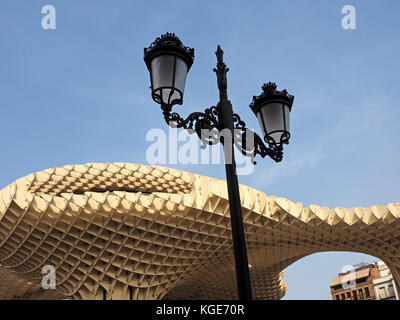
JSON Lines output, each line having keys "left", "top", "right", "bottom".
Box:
{"left": 214, "top": 46, "right": 253, "bottom": 300}
{"left": 221, "top": 100, "right": 253, "bottom": 300}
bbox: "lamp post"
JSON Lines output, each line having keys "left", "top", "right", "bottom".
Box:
{"left": 143, "top": 33, "right": 294, "bottom": 300}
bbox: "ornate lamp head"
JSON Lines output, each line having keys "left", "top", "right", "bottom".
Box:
{"left": 250, "top": 82, "right": 294, "bottom": 146}
{"left": 144, "top": 33, "right": 194, "bottom": 106}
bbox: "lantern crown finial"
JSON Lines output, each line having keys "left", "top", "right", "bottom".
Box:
{"left": 144, "top": 32, "right": 194, "bottom": 62}
{"left": 262, "top": 82, "right": 277, "bottom": 93}
{"left": 250, "top": 82, "right": 294, "bottom": 115}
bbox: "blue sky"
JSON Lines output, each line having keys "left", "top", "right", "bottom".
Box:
{"left": 1, "top": 0, "right": 400, "bottom": 299}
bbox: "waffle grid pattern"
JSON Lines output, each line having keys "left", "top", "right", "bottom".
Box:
{"left": 0, "top": 163, "right": 399, "bottom": 300}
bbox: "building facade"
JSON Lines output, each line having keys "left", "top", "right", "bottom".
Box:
{"left": 330, "top": 261, "right": 399, "bottom": 300}
{"left": 373, "top": 261, "right": 399, "bottom": 300}
{"left": 330, "top": 263, "right": 380, "bottom": 300}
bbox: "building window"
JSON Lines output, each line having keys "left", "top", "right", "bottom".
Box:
{"left": 388, "top": 284, "right": 395, "bottom": 297}
{"left": 346, "top": 292, "right": 351, "bottom": 300}
{"left": 341, "top": 293, "right": 345, "bottom": 300}
{"left": 364, "top": 287, "right": 370, "bottom": 298}
{"left": 335, "top": 294, "right": 340, "bottom": 300}
{"left": 379, "top": 287, "right": 386, "bottom": 299}
{"left": 358, "top": 289, "right": 364, "bottom": 299}
{"left": 352, "top": 290, "right": 358, "bottom": 300}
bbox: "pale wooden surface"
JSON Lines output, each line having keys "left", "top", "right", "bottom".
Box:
{"left": 0, "top": 163, "right": 399, "bottom": 300}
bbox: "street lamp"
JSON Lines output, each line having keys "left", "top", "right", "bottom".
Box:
{"left": 144, "top": 32, "right": 294, "bottom": 300}
{"left": 250, "top": 82, "right": 294, "bottom": 146}
{"left": 144, "top": 33, "right": 194, "bottom": 106}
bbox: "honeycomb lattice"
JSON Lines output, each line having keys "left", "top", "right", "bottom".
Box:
{"left": 0, "top": 162, "right": 399, "bottom": 300}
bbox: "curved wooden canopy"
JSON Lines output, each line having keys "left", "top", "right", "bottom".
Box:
{"left": 0, "top": 163, "right": 399, "bottom": 300}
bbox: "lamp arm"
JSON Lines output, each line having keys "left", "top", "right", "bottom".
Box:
{"left": 161, "top": 103, "right": 223, "bottom": 149}
{"left": 231, "top": 112, "right": 283, "bottom": 164}
{"left": 232, "top": 126, "right": 284, "bottom": 164}
{"left": 161, "top": 103, "right": 283, "bottom": 164}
